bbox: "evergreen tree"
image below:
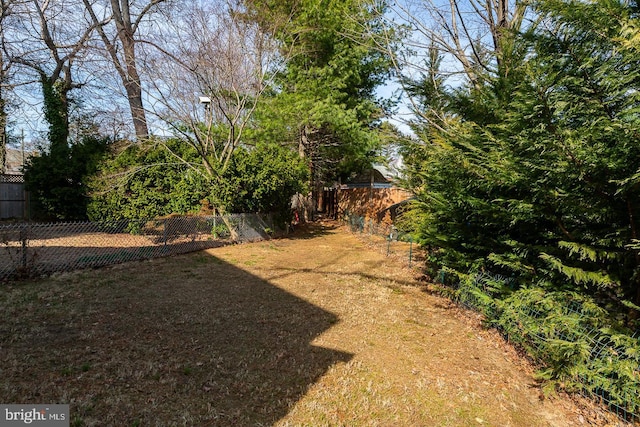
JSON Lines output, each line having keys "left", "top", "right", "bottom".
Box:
{"left": 87, "top": 139, "right": 210, "bottom": 222}
{"left": 509, "top": 0, "right": 640, "bottom": 312}
{"left": 244, "top": 0, "right": 395, "bottom": 209}
{"left": 403, "top": 0, "right": 640, "bottom": 321}
{"left": 88, "top": 139, "right": 309, "bottom": 223}
{"left": 24, "top": 134, "right": 110, "bottom": 221}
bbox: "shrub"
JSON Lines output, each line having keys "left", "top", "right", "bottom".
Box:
{"left": 88, "top": 140, "right": 309, "bottom": 224}
{"left": 24, "top": 135, "right": 111, "bottom": 221}
{"left": 455, "top": 279, "right": 640, "bottom": 417}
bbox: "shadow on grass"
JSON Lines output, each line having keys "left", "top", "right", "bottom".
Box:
{"left": 284, "top": 221, "right": 340, "bottom": 240}
{"left": 0, "top": 220, "right": 336, "bottom": 281}
{"left": 0, "top": 251, "right": 353, "bottom": 425}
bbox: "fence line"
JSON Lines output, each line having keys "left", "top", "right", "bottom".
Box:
{"left": 343, "top": 213, "right": 418, "bottom": 267}
{"left": 0, "top": 214, "right": 278, "bottom": 281}
{"left": 448, "top": 271, "right": 640, "bottom": 424}
{"left": 0, "top": 174, "right": 27, "bottom": 220}
{"left": 342, "top": 214, "right": 639, "bottom": 424}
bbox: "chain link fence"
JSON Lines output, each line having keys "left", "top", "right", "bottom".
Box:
{"left": 341, "top": 213, "right": 640, "bottom": 423}
{"left": 343, "top": 213, "right": 420, "bottom": 267}
{"left": 0, "top": 214, "right": 279, "bottom": 280}
{"left": 448, "top": 271, "right": 640, "bottom": 424}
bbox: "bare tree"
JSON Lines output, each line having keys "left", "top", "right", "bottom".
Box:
{"left": 0, "top": 1, "right": 9, "bottom": 173}
{"left": 7, "top": 0, "right": 96, "bottom": 149}
{"left": 347, "top": 0, "right": 529, "bottom": 135}
{"left": 0, "top": 0, "right": 23, "bottom": 173}
{"left": 82, "top": 0, "right": 168, "bottom": 140}
{"left": 388, "top": 0, "right": 528, "bottom": 87}
{"left": 144, "top": 0, "right": 282, "bottom": 179}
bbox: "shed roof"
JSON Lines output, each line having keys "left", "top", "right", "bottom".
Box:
{"left": 344, "top": 164, "right": 399, "bottom": 184}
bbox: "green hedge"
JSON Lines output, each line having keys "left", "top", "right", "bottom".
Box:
{"left": 451, "top": 275, "right": 640, "bottom": 420}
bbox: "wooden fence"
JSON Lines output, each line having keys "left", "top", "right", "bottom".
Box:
{"left": 334, "top": 186, "right": 412, "bottom": 224}
{"left": 0, "top": 174, "right": 27, "bottom": 220}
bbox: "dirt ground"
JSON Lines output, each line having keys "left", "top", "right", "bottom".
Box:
{"left": 0, "top": 222, "right": 631, "bottom": 426}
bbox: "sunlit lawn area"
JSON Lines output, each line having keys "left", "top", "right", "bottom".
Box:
{"left": 0, "top": 223, "right": 620, "bottom": 426}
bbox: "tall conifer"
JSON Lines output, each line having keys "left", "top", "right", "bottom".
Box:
{"left": 403, "top": 0, "right": 640, "bottom": 319}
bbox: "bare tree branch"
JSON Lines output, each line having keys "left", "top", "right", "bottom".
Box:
{"left": 82, "top": 0, "right": 169, "bottom": 139}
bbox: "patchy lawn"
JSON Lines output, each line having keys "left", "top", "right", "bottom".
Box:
{"left": 0, "top": 222, "right": 626, "bottom": 426}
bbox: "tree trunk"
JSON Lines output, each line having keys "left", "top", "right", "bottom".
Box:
{"left": 0, "top": 36, "right": 5, "bottom": 173}
{"left": 41, "top": 75, "right": 70, "bottom": 153}
{"left": 115, "top": 1, "right": 149, "bottom": 140}
{"left": 0, "top": 84, "right": 6, "bottom": 174}
{"left": 124, "top": 78, "right": 149, "bottom": 140}
{"left": 299, "top": 125, "right": 316, "bottom": 221}
{"left": 83, "top": 0, "right": 153, "bottom": 140}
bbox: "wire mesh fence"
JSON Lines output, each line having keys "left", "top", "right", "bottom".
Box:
{"left": 343, "top": 213, "right": 419, "bottom": 267}
{"left": 344, "top": 216, "right": 640, "bottom": 423}
{"left": 0, "top": 214, "right": 279, "bottom": 281}
{"left": 448, "top": 271, "right": 640, "bottom": 424}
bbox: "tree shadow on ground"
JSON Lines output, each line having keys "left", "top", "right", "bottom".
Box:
{"left": 0, "top": 252, "right": 353, "bottom": 425}
{"left": 0, "top": 220, "right": 336, "bottom": 280}
{"left": 283, "top": 221, "right": 340, "bottom": 240}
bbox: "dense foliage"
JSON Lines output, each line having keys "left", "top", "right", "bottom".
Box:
{"left": 455, "top": 276, "right": 640, "bottom": 415}
{"left": 24, "top": 135, "right": 110, "bottom": 221}
{"left": 87, "top": 139, "right": 209, "bottom": 222}
{"left": 222, "top": 143, "right": 310, "bottom": 220}
{"left": 402, "top": 0, "right": 640, "bottom": 323}
{"left": 88, "top": 140, "right": 308, "bottom": 223}
{"left": 245, "top": 0, "right": 395, "bottom": 188}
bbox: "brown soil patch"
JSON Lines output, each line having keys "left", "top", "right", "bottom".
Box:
{"left": 0, "top": 222, "right": 629, "bottom": 426}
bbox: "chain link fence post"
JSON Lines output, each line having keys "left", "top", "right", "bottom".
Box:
{"left": 20, "top": 223, "right": 27, "bottom": 272}
{"left": 386, "top": 236, "right": 390, "bottom": 256}
{"left": 163, "top": 218, "right": 168, "bottom": 249}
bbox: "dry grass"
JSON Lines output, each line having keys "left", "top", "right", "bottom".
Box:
{"left": 0, "top": 222, "right": 626, "bottom": 426}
